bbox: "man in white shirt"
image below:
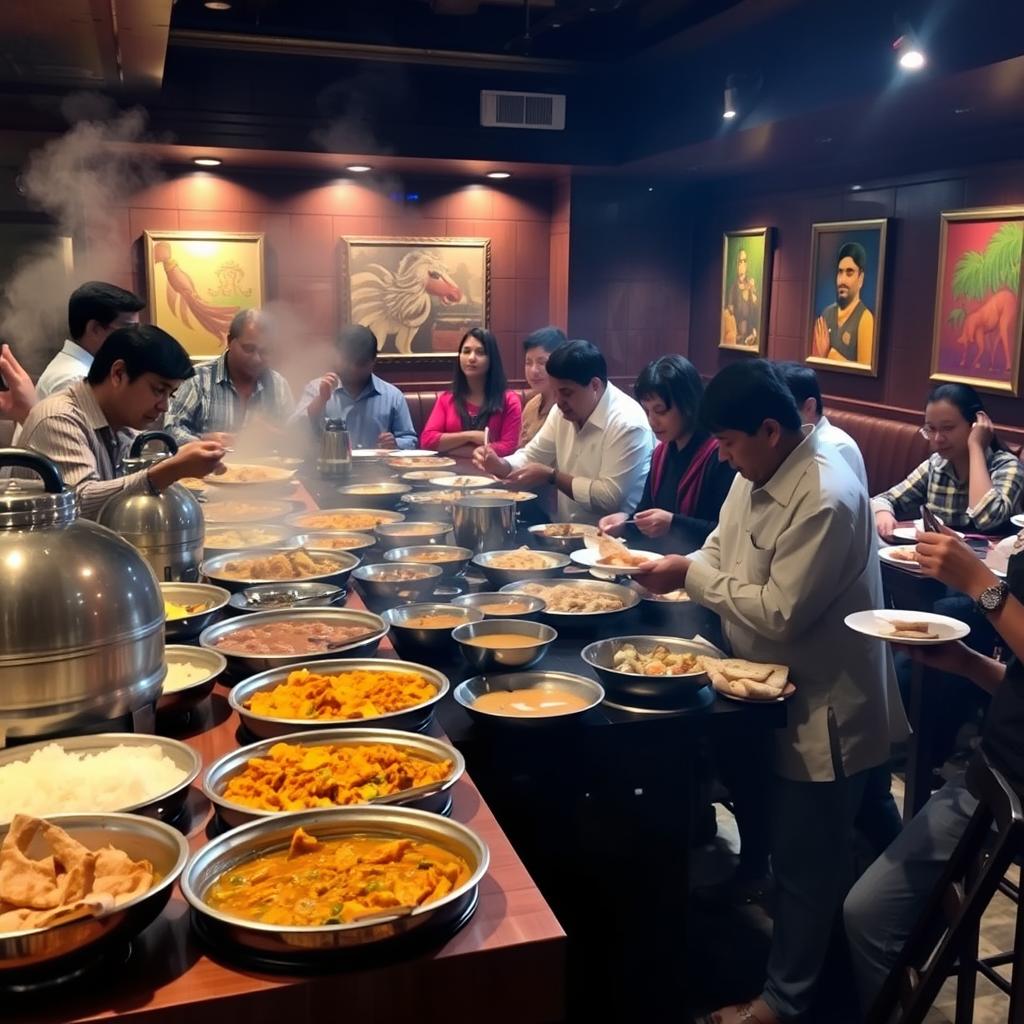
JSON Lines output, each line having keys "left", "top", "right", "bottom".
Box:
{"left": 637, "top": 359, "right": 907, "bottom": 1024}
{"left": 473, "top": 339, "right": 653, "bottom": 524}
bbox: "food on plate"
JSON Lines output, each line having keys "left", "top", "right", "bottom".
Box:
{"left": 0, "top": 744, "right": 189, "bottom": 822}
{"left": 887, "top": 547, "right": 920, "bottom": 564}
{"left": 205, "top": 827, "right": 470, "bottom": 925}
{"left": 371, "top": 567, "right": 432, "bottom": 582}
{"left": 403, "top": 613, "right": 467, "bottom": 628}
{"left": 517, "top": 582, "right": 624, "bottom": 614}
{"left": 703, "top": 658, "right": 790, "bottom": 700}
{"left": 403, "top": 549, "right": 464, "bottom": 564}
{"left": 216, "top": 465, "right": 294, "bottom": 485}
{"left": 476, "top": 488, "right": 534, "bottom": 501}
{"left": 472, "top": 689, "right": 591, "bottom": 717}
{"left": 212, "top": 621, "right": 373, "bottom": 655}
{"left": 487, "top": 548, "right": 556, "bottom": 570}
{"left": 206, "top": 527, "right": 285, "bottom": 549}
{"left": 446, "top": 476, "right": 486, "bottom": 487}
{"left": 0, "top": 815, "right": 155, "bottom": 933}
{"left": 293, "top": 512, "right": 392, "bottom": 531}
{"left": 391, "top": 456, "right": 451, "bottom": 468}
{"left": 874, "top": 617, "right": 941, "bottom": 640}
{"left": 343, "top": 484, "right": 402, "bottom": 495}
{"left": 164, "top": 660, "right": 214, "bottom": 692}
{"left": 380, "top": 523, "right": 447, "bottom": 534}
{"left": 594, "top": 534, "right": 649, "bottom": 568}
{"left": 407, "top": 489, "right": 461, "bottom": 503}
{"left": 464, "top": 634, "right": 543, "bottom": 650}
{"left": 221, "top": 742, "right": 453, "bottom": 812}
{"left": 540, "top": 524, "right": 590, "bottom": 538}
{"left": 204, "top": 500, "right": 290, "bottom": 524}
{"left": 476, "top": 600, "right": 537, "bottom": 615}
{"left": 611, "top": 643, "right": 700, "bottom": 676}
{"left": 300, "top": 534, "right": 371, "bottom": 550}
{"left": 164, "top": 598, "right": 212, "bottom": 621}
{"left": 243, "top": 667, "right": 438, "bottom": 721}
{"left": 218, "top": 550, "right": 341, "bottom": 581}
{"left": 637, "top": 587, "right": 690, "bottom": 602}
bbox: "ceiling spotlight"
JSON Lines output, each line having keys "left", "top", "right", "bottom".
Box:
{"left": 346, "top": 165, "right": 372, "bottom": 173}
{"left": 723, "top": 84, "right": 738, "bottom": 120}
{"left": 486, "top": 171, "right": 511, "bottom": 179}
{"left": 203, "top": 1, "right": 232, "bottom": 9}
{"left": 192, "top": 157, "right": 222, "bottom": 167}
{"left": 894, "top": 34, "right": 926, "bottom": 70}
{"left": 851, "top": 184, "right": 863, "bottom": 191}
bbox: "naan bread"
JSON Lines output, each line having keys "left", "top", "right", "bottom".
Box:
{"left": 701, "top": 656, "right": 789, "bottom": 699}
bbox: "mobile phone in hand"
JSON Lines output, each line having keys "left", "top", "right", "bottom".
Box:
{"left": 920, "top": 505, "right": 944, "bottom": 533}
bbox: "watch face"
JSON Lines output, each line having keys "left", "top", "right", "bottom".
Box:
{"left": 981, "top": 584, "right": 1008, "bottom": 610}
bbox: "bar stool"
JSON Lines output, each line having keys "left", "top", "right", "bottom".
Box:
{"left": 868, "top": 752, "right": 1024, "bottom": 1024}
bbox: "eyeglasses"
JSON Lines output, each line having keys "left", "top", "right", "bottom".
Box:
{"left": 920, "top": 426, "right": 956, "bottom": 440}
{"left": 238, "top": 342, "right": 275, "bottom": 359}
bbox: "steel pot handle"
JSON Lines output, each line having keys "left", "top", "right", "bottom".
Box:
{"left": 130, "top": 430, "right": 179, "bottom": 458}
{"left": 0, "top": 448, "right": 66, "bottom": 492}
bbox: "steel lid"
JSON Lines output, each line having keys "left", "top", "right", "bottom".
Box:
{"left": 0, "top": 449, "right": 79, "bottom": 528}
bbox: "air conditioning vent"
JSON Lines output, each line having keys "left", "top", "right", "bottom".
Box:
{"left": 481, "top": 90, "right": 566, "bottom": 130}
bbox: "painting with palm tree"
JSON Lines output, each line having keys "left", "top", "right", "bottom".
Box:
{"left": 931, "top": 208, "right": 1024, "bottom": 395}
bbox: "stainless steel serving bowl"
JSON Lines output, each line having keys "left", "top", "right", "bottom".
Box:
{"left": 452, "top": 591, "right": 547, "bottom": 621}
{"left": 335, "top": 481, "right": 411, "bottom": 510}
{"left": 402, "top": 489, "right": 457, "bottom": 522}
{"left": 160, "top": 582, "right": 231, "bottom": 642}
{"left": 0, "top": 813, "right": 189, "bottom": 976}
{"left": 289, "top": 531, "right": 376, "bottom": 554}
{"left": 451, "top": 618, "right": 558, "bottom": 671}
{"left": 471, "top": 549, "right": 570, "bottom": 588}
{"left": 383, "top": 545, "right": 473, "bottom": 576}
{"left": 453, "top": 670, "right": 604, "bottom": 726}
{"left": 203, "top": 498, "right": 298, "bottom": 525}
{"left": 374, "top": 520, "right": 453, "bottom": 551}
{"left": 0, "top": 733, "right": 201, "bottom": 824}
{"left": 159, "top": 645, "right": 226, "bottom": 714}
{"left": 181, "top": 805, "right": 488, "bottom": 958}
{"left": 350, "top": 562, "right": 444, "bottom": 613}
{"left": 527, "top": 522, "right": 599, "bottom": 554}
{"left": 203, "top": 522, "right": 295, "bottom": 557}
{"left": 381, "top": 603, "right": 483, "bottom": 661}
{"left": 499, "top": 578, "right": 640, "bottom": 627}
{"left": 580, "top": 635, "right": 724, "bottom": 709}
{"left": 228, "top": 581, "right": 346, "bottom": 614}
{"left": 202, "top": 727, "right": 465, "bottom": 828}
{"left": 201, "top": 547, "right": 361, "bottom": 593}
{"left": 284, "top": 507, "right": 405, "bottom": 533}
{"left": 228, "top": 657, "right": 449, "bottom": 738}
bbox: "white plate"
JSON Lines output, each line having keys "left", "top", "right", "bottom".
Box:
{"left": 570, "top": 547, "right": 660, "bottom": 576}
{"left": 350, "top": 448, "right": 390, "bottom": 459}
{"left": 429, "top": 474, "right": 492, "bottom": 490}
{"left": 879, "top": 545, "right": 923, "bottom": 573}
{"left": 717, "top": 681, "right": 796, "bottom": 704}
{"left": 1013, "top": 514, "right": 1024, "bottom": 529}
{"left": 893, "top": 524, "right": 965, "bottom": 542}
{"left": 389, "top": 449, "right": 439, "bottom": 458}
{"left": 845, "top": 609, "right": 970, "bottom": 645}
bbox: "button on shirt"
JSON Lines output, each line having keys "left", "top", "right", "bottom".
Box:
{"left": 166, "top": 354, "right": 295, "bottom": 445}
{"left": 290, "top": 374, "right": 418, "bottom": 450}
{"left": 504, "top": 383, "right": 654, "bottom": 524}
{"left": 685, "top": 426, "right": 909, "bottom": 782}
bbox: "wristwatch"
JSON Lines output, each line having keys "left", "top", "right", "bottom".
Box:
{"left": 975, "top": 580, "right": 1010, "bottom": 615}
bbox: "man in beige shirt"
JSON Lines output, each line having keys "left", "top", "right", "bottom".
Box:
{"left": 637, "top": 359, "right": 908, "bottom": 1024}
{"left": 17, "top": 325, "right": 225, "bottom": 519}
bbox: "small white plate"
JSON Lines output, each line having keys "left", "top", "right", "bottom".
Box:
{"left": 845, "top": 609, "right": 970, "bottom": 645}
{"left": 389, "top": 449, "right": 439, "bottom": 458}
{"left": 893, "top": 524, "right": 966, "bottom": 542}
{"left": 429, "top": 474, "right": 492, "bottom": 490}
{"left": 570, "top": 547, "right": 660, "bottom": 576}
{"left": 879, "top": 546, "right": 923, "bottom": 573}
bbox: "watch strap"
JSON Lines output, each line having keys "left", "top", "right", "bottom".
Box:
{"left": 976, "top": 580, "right": 1010, "bottom": 615}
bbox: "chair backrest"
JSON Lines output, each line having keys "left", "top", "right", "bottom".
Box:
{"left": 868, "top": 752, "right": 1024, "bottom": 1024}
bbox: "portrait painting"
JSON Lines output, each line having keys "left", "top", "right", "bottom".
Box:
{"left": 720, "top": 227, "right": 773, "bottom": 354}
{"left": 806, "top": 219, "right": 887, "bottom": 377}
{"left": 143, "top": 230, "right": 265, "bottom": 359}
{"left": 930, "top": 207, "right": 1024, "bottom": 396}
{"left": 339, "top": 236, "right": 491, "bottom": 358}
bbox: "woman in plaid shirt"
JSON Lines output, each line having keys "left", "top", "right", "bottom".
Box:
{"left": 872, "top": 383, "right": 1024, "bottom": 538}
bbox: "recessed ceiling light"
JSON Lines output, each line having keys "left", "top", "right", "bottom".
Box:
{"left": 647, "top": 187, "right": 655, "bottom": 192}
{"left": 851, "top": 184, "right": 863, "bottom": 191}
{"left": 486, "top": 171, "right": 511, "bottom": 180}
{"left": 894, "top": 33, "right": 926, "bottom": 71}
{"left": 723, "top": 84, "right": 738, "bottom": 120}
{"left": 346, "top": 165, "right": 372, "bottom": 173}
{"left": 204, "top": 1, "right": 232, "bottom": 9}
{"left": 192, "top": 157, "right": 222, "bottom": 167}
{"left": 954, "top": 106, "right": 973, "bottom": 115}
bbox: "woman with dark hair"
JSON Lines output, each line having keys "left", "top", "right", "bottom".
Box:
{"left": 519, "top": 325, "right": 567, "bottom": 446}
{"left": 420, "top": 327, "right": 522, "bottom": 458}
{"left": 872, "top": 381, "right": 1023, "bottom": 538}
{"left": 599, "top": 355, "right": 734, "bottom": 549}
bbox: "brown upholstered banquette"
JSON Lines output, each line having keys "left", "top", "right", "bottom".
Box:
{"left": 403, "top": 388, "right": 532, "bottom": 437}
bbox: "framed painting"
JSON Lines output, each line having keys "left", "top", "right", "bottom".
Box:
{"left": 720, "top": 227, "right": 773, "bottom": 353}
{"left": 930, "top": 207, "right": 1024, "bottom": 396}
{"left": 339, "top": 236, "right": 491, "bottom": 358}
{"left": 805, "top": 219, "right": 887, "bottom": 377}
{"left": 143, "top": 230, "right": 265, "bottom": 359}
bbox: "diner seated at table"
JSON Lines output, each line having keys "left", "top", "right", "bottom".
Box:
{"left": 14, "top": 326, "right": 226, "bottom": 519}
{"left": 420, "top": 327, "right": 521, "bottom": 459}
{"left": 634, "top": 359, "right": 907, "bottom": 1024}
{"left": 872, "top": 382, "right": 1023, "bottom": 539}
{"left": 519, "top": 325, "right": 567, "bottom": 447}
{"left": 290, "top": 324, "right": 418, "bottom": 450}
{"left": 473, "top": 339, "right": 653, "bottom": 525}
{"left": 599, "top": 355, "right": 734, "bottom": 553}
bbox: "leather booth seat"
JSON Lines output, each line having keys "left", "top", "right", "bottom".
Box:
{"left": 824, "top": 407, "right": 932, "bottom": 496}
{"left": 403, "top": 388, "right": 532, "bottom": 438}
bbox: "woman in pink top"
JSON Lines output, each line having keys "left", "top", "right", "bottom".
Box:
{"left": 421, "top": 328, "right": 522, "bottom": 458}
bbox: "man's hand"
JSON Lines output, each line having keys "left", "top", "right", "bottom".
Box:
{"left": 202, "top": 431, "right": 235, "bottom": 447}
{"left": 875, "top": 510, "right": 897, "bottom": 541}
{"left": 307, "top": 373, "right": 340, "bottom": 417}
{"left": 813, "top": 316, "right": 830, "bottom": 358}
{"left": 598, "top": 512, "right": 628, "bottom": 536}
{"left": 633, "top": 554, "right": 691, "bottom": 593}
{"left": 915, "top": 529, "right": 995, "bottom": 598}
{"left": 150, "top": 440, "right": 226, "bottom": 490}
{"left": 634, "top": 508, "right": 673, "bottom": 538}
{"left": 0, "top": 344, "right": 35, "bottom": 425}
{"left": 506, "top": 462, "right": 554, "bottom": 488}
{"left": 473, "top": 445, "right": 508, "bottom": 477}
{"left": 896, "top": 639, "right": 973, "bottom": 675}
{"left": 378, "top": 431, "right": 397, "bottom": 450}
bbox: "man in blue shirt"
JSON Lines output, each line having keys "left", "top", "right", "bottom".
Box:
{"left": 291, "top": 325, "right": 417, "bottom": 450}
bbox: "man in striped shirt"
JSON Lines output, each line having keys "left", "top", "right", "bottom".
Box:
{"left": 166, "top": 309, "right": 294, "bottom": 447}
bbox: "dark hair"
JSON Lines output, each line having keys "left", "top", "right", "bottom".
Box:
{"left": 634, "top": 356, "right": 704, "bottom": 431}
{"left": 335, "top": 324, "right": 378, "bottom": 364}
{"left": 453, "top": 327, "right": 508, "bottom": 427}
{"left": 68, "top": 281, "right": 144, "bottom": 341}
{"left": 699, "top": 359, "right": 802, "bottom": 435}
{"left": 927, "top": 382, "right": 1007, "bottom": 452}
{"left": 227, "top": 309, "right": 263, "bottom": 342}
{"left": 87, "top": 325, "right": 194, "bottom": 385}
{"left": 837, "top": 242, "right": 867, "bottom": 273}
{"left": 777, "top": 361, "right": 823, "bottom": 417}
{"left": 546, "top": 339, "right": 607, "bottom": 387}
{"left": 523, "top": 326, "right": 567, "bottom": 354}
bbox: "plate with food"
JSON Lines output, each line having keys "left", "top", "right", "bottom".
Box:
{"left": 500, "top": 578, "right": 639, "bottom": 622}
{"left": 570, "top": 543, "right": 659, "bottom": 576}
{"left": 628, "top": 582, "right": 690, "bottom": 603}
{"left": 387, "top": 449, "right": 440, "bottom": 459}
{"left": 386, "top": 455, "right": 455, "bottom": 469}
{"left": 844, "top": 610, "right": 970, "bottom": 645}
{"left": 702, "top": 657, "right": 794, "bottom": 703}
{"left": 204, "top": 499, "right": 297, "bottom": 525}
{"left": 892, "top": 520, "right": 966, "bottom": 542}
{"left": 201, "top": 547, "right": 359, "bottom": 591}
{"left": 472, "top": 547, "right": 570, "bottom": 586}
{"left": 879, "top": 545, "right": 923, "bottom": 573}
{"left": 473, "top": 488, "right": 538, "bottom": 502}
{"left": 209, "top": 464, "right": 297, "bottom": 488}
{"left": 285, "top": 507, "right": 405, "bottom": 532}
{"left": 428, "top": 474, "right": 492, "bottom": 490}
{"left": 527, "top": 522, "right": 598, "bottom": 553}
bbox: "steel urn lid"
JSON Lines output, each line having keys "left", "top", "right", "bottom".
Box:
{"left": 0, "top": 449, "right": 79, "bottom": 528}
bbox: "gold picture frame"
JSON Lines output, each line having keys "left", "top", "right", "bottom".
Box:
{"left": 720, "top": 227, "right": 773, "bottom": 353}
{"left": 339, "top": 236, "right": 491, "bottom": 359}
{"left": 143, "top": 230, "right": 265, "bottom": 359}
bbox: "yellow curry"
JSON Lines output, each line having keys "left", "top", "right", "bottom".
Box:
{"left": 206, "top": 828, "right": 471, "bottom": 925}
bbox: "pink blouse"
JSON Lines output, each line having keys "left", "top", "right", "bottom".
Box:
{"left": 420, "top": 391, "right": 523, "bottom": 457}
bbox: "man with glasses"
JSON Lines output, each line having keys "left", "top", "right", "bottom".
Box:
{"left": 166, "top": 308, "right": 294, "bottom": 446}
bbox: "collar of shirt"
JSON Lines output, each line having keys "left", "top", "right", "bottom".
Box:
{"left": 214, "top": 352, "right": 267, "bottom": 395}
{"left": 757, "top": 424, "right": 819, "bottom": 507}
{"left": 577, "top": 383, "right": 614, "bottom": 434}
{"left": 60, "top": 339, "right": 93, "bottom": 369}
{"left": 930, "top": 447, "right": 995, "bottom": 479}
{"left": 334, "top": 375, "right": 382, "bottom": 403}
{"left": 72, "top": 379, "right": 112, "bottom": 433}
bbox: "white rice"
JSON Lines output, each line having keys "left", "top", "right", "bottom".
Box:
{"left": 0, "top": 743, "right": 189, "bottom": 823}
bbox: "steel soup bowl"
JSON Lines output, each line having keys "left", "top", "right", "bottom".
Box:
{"left": 350, "top": 562, "right": 444, "bottom": 613}
{"left": 374, "top": 520, "right": 453, "bottom": 551}
{"left": 499, "top": 578, "right": 640, "bottom": 628}
{"left": 228, "top": 657, "right": 449, "bottom": 738}
{"left": 160, "top": 581, "right": 231, "bottom": 641}
{"left": 383, "top": 545, "right": 473, "bottom": 576}
{"left": 0, "top": 813, "right": 188, "bottom": 976}
{"left": 159, "top": 644, "right": 227, "bottom": 714}
{"left": 201, "top": 548, "right": 360, "bottom": 593}
{"left": 471, "top": 549, "right": 569, "bottom": 588}
{"left": 454, "top": 670, "right": 604, "bottom": 727}
{"left": 451, "top": 618, "right": 557, "bottom": 671}
{"left": 452, "top": 591, "right": 547, "bottom": 621}
{"left": 202, "top": 727, "right": 465, "bottom": 828}
{"left": 181, "top": 805, "right": 488, "bottom": 958}
{"left": 527, "top": 522, "right": 599, "bottom": 554}
{"left": 228, "top": 581, "right": 345, "bottom": 614}
{"left": 381, "top": 603, "right": 483, "bottom": 660}
{"left": 336, "top": 482, "right": 411, "bottom": 510}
